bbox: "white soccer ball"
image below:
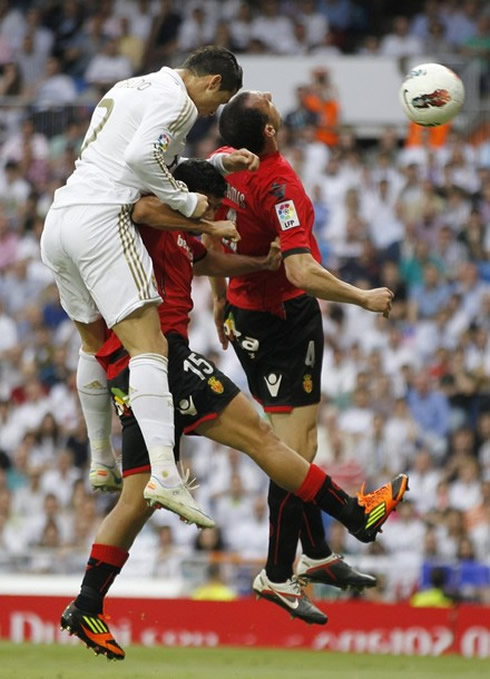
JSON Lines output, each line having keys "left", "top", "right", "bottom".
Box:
{"left": 399, "top": 63, "right": 465, "bottom": 127}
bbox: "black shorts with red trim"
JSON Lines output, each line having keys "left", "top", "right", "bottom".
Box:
{"left": 108, "top": 332, "right": 240, "bottom": 476}
{"left": 224, "top": 294, "right": 323, "bottom": 413}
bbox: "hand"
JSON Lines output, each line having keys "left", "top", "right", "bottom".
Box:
{"left": 362, "top": 287, "right": 394, "bottom": 317}
{"left": 222, "top": 148, "right": 260, "bottom": 173}
{"left": 264, "top": 238, "right": 282, "bottom": 271}
{"left": 203, "top": 219, "right": 241, "bottom": 242}
{"left": 213, "top": 297, "right": 229, "bottom": 350}
{"left": 191, "top": 193, "right": 209, "bottom": 218}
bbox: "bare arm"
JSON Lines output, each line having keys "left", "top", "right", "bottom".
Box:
{"left": 194, "top": 240, "right": 281, "bottom": 277}
{"left": 132, "top": 196, "right": 240, "bottom": 241}
{"left": 284, "top": 252, "right": 393, "bottom": 314}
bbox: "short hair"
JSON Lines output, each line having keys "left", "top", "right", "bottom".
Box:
{"left": 173, "top": 159, "right": 226, "bottom": 199}
{"left": 181, "top": 46, "right": 243, "bottom": 93}
{"left": 219, "top": 91, "right": 268, "bottom": 154}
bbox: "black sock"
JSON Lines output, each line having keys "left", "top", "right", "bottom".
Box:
{"left": 265, "top": 481, "right": 303, "bottom": 582}
{"left": 300, "top": 502, "right": 332, "bottom": 559}
{"left": 314, "top": 476, "right": 364, "bottom": 531}
{"left": 75, "top": 544, "right": 128, "bottom": 614}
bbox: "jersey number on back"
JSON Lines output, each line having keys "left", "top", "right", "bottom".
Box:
{"left": 80, "top": 98, "right": 115, "bottom": 157}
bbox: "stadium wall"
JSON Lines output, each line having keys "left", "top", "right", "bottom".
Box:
{"left": 0, "top": 578, "right": 489, "bottom": 658}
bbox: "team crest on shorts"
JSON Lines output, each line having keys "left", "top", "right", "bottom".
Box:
{"left": 208, "top": 376, "right": 224, "bottom": 394}
{"left": 303, "top": 374, "right": 313, "bottom": 394}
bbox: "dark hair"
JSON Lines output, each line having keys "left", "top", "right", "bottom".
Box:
{"left": 219, "top": 91, "right": 268, "bottom": 154}
{"left": 181, "top": 46, "right": 243, "bottom": 93}
{"left": 173, "top": 159, "right": 226, "bottom": 198}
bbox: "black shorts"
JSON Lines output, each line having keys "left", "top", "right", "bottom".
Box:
{"left": 108, "top": 332, "right": 240, "bottom": 476}
{"left": 224, "top": 294, "right": 323, "bottom": 413}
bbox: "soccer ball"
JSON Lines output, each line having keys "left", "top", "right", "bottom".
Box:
{"left": 399, "top": 63, "right": 465, "bottom": 127}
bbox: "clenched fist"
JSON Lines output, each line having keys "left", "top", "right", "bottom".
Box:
{"left": 362, "top": 287, "right": 394, "bottom": 317}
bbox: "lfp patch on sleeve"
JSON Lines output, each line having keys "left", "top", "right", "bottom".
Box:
{"left": 155, "top": 132, "right": 171, "bottom": 152}
{"left": 274, "top": 200, "right": 300, "bottom": 230}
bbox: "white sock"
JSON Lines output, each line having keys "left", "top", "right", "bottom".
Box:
{"left": 77, "top": 350, "right": 115, "bottom": 468}
{"left": 128, "top": 353, "right": 179, "bottom": 486}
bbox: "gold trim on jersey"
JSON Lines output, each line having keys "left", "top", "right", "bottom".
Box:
{"left": 118, "top": 205, "right": 150, "bottom": 300}
{"left": 168, "top": 98, "right": 195, "bottom": 136}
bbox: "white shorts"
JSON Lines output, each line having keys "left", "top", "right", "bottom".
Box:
{"left": 40, "top": 203, "right": 161, "bottom": 328}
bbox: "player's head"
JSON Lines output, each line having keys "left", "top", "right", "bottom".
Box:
{"left": 173, "top": 159, "right": 226, "bottom": 219}
{"left": 218, "top": 90, "right": 281, "bottom": 155}
{"left": 180, "top": 46, "right": 243, "bottom": 116}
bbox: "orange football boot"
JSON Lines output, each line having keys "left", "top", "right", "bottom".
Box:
{"left": 60, "top": 601, "right": 125, "bottom": 661}
{"left": 351, "top": 473, "right": 409, "bottom": 543}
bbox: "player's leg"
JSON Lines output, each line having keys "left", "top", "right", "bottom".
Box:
{"left": 60, "top": 413, "right": 157, "bottom": 660}
{"left": 269, "top": 406, "right": 376, "bottom": 591}
{"left": 42, "top": 204, "right": 207, "bottom": 525}
{"left": 266, "top": 405, "right": 325, "bottom": 581}
{"left": 40, "top": 208, "right": 121, "bottom": 492}
{"left": 197, "top": 393, "right": 409, "bottom": 545}
{"left": 111, "top": 305, "right": 182, "bottom": 505}
{"left": 75, "top": 318, "right": 122, "bottom": 491}
{"left": 60, "top": 473, "right": 153, "bottom": 660}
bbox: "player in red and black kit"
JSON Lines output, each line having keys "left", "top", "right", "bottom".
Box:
{"left": 212, "top": 91, "right": 403, "bottom": 617}
{"left": 60, "top": 160, "right": 408, "bottom": 660}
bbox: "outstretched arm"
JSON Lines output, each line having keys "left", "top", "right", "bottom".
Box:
{"left": 284, "top": 252, "right": 393, "bottom": 316}
{"left": 194, "top": 239, "right": 281, "bottom": 277}
{"left": 132, "top": 196, "right": 240, "bottom": 241}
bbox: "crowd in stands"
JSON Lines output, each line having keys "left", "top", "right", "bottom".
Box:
{"left": 0, "top": 0, "right": 489, "bottom": 605}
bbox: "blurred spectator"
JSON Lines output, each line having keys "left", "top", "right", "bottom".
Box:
{"left": 318, "top": 0, "right": 353, "bottom": 32}
{"left": 297, "top": 0, "right": 330, "bottom": 49}
{"left": 0, "top": 61, "right": 23, "bottom": 96}
{"left": 84, "top": 37, "right": 132, "bottom": 95}
{"left": 33, "top": 57, "right": 77, "bottom": 108}
{"left": 144, "top": 0, "right": 182, "bottom": 70}
{"left": 444, "top": 0, "right": 479, "bottom": 47}
{"left": 411, "top": 566, "right": 453, "bottom": 607}
{"left": 407, "top": 447, "right": 442, "bottom": 514}
{"left": 191, "top": 563, "right": 237, "bottom": 601}
{"left": 303, "top": 67, "right": 340, "bottom": 148}
{"left": 118, "top": 15, "right": 145, "bottom": 72}
{"left": 424, "top": 19, "right": 452, "bottom": 57}
{"left": 410, "top": 0, "right": 444, "bottom": 40}
{"left": 407, "top": 372, "right": 450, "bottom": 447}
{"left": 0, "top": 0, "right": 25, "bottom": 53}
{"left": 408, "top": 262, "right": 452, "bottom": 322}
{"left": 178, "top": 5, "right": 216, "bottom": 53}
{"left": 250, "top": 0, "right": 297, "bottom": 55}
{"left": 380, "top": 16, "right": 423, "bottom": 58}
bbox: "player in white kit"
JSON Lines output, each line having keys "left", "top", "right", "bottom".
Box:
{"left": 41, "top": 47, "right": 257, "bottom": 527}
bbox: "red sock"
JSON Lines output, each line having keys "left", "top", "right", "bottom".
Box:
{"left": 295, "top": 464, "right": 326, "bottom": 502}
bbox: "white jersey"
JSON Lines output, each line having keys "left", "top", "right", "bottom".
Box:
{"left": 51, "top": 68, "right": 200, "bottom": 218}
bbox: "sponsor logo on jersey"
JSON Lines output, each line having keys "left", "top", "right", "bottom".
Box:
{"left": 303, "top": 374, "right": 313, "bottom": 394}
{"left": 177, "top": 233, "right": 193, "bottom": 261}
{"left": 275, "top": 200, "right": 300, "bottom": 230}
{"left": 269, "top": 182, "right": 286, "bottom": 200}
{"left": 156, "top": 132, "right": 171, "bottom": 152}
{"left": 264, "top": 373, "right": 282, "bottom": 398}
{"left": 177, "top": 395, "right": 197, "bottom": 416}
{"left": 208, "top": 376, "right": 224, "bottom": 394}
